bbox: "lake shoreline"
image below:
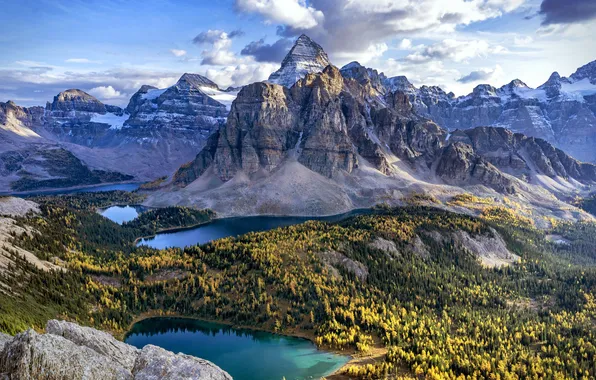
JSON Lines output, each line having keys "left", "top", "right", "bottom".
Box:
{"left": 4, "top": 181, "right": 145, "bottom": 197}
{"left": 131, "top": 220, "right": 214, "bottom": 246}
{"left": 122, "top": 312, "right": 359, "bottom": 378}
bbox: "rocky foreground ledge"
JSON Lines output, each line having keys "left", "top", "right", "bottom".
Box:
{"left": 0, "top": 320, "right": 232, "bottom": 379}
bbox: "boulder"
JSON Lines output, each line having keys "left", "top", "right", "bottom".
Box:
{"left": 132, "top": 345, "right": 232, "bottom": 380}
{"left": 46, "top": 320, "right": 139, "bottom": 372}
{"left": 0, "top": 329, "right": 132, "bottom": 380}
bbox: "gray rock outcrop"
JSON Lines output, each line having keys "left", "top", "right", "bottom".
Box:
{"left": 0, "top": 329, "right": 133, "bottom": 380}
{"left": 46, "top": 319, "right": 140, "bottom": 372}
{"left": 0, "top": 320, "right": 232, "bottom": 380}
{"left": 133, "top": 345, "right": 232, "bottom": 380}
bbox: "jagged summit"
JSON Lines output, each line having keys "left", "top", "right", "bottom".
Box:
{"left": 267, "top": 34, "right": 331, "bottom": 88}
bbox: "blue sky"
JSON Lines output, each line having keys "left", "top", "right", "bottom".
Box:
{"left": 1, "top": 0, "right": 595, "bottom": 106}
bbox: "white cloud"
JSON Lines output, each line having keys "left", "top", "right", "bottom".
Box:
{"left": 235, "top": 0, "right": 324, "bottom": 29}
{"left": 88, "top": 85, "right": 122, "bottom": 99}
{"left": 193, "top": 29, "right": 245, "bottom": 66}
{"left": 0, "top": 66, "right": 182, "bottom": 106}
{"left": 65, "top": 58, "right": 101, "bottom": 64}
{"left": 237, "top": 0, "right": 525, "bottom": 64}
{"left": 335, "top": 42, "right": 388, "bottom": 64}
{"left": 169, "top": 49, "right": 187, "bottom": 57}
{"left": 204, "top": 63, "right": 278, "bottom": 88}
{"left": 513, "top": 35, "right": 533, "bottom": 46}
{"left": 457, "top": 65, "right": 504, "bottom": 83}
{"left": 398, "top": 38, "right": 412, "bottom": 50}
{"left": 404, "top": 39, "right": 506, "bottom": 63}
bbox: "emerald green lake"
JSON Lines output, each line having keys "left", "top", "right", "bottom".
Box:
{"left": 125, "top": 318, "right": 349, "bottom": 380}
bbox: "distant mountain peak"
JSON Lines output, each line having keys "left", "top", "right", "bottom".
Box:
{"left": 55, "top": 89, "right": 100, "bottom": 102}
{"left": 176, "top": 73, "right": 219, "bottom": 90}
{"left": 472, "top": 84, "right": 498, "bottom": 96}
{"left": 267, "top": 34, "right": 331, "bottom": 88}
{"left": 508, "top": 79, "right": 528, "bottom": 88}
{"left": 341, "top": 61, "right": 363, "bottom": 70}
{"left": 46, "top": 89, "right": 107, "bottom": 113}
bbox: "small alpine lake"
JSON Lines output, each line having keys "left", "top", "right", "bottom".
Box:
{"left": 99, "top": 205, "right": 148, "bottom": 225}
{"left": 125, "top": 317, "right": 350, "bottom": 380}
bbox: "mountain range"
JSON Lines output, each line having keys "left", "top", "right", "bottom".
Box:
{"left": 1, "top": 34, "right": 596, "bottom": 222}
{"left": 0, "top": 74, "right": 238, "bottom": 192}
{"left": 341, "top": 59, "right": 596, "bottom": 163}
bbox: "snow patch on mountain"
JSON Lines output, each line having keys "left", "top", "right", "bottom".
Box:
{"left": 90, "top": 112, "right": 129, "bottom": 130}
{"left": 141, "top": 88, "right": 167, "bottom": 101}
{"left": 199, "top": 87, "right": 239, "bottom": 110}
{"left": 268, "top": 34, "right": 330, "bottom": 88}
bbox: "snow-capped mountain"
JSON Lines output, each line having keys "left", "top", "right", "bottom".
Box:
{"left": 340, "top": 60, "right": 596, "bottom": 163}
{"left": 267, "top": 34, "right": 331, "bottom": 88}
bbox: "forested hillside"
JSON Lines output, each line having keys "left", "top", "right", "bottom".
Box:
{"left": 2, "top": 195, "right": 596, "bottom": 378}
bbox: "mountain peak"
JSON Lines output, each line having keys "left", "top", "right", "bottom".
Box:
{"left": 267, "top": 34, "right": 331, "bottom": 88}
{"left": 472, "top": 84, "right": 498, "bottom": 97}
{"left": 56, "top": 89, "right": 99, "bottom": 102}
{"left": 177, "top": 73, "right": 219, "bottom": 90}
{"left": 341, "top": 61, "right": 364, "bottom": 71}
{"left": 47, "top": 89, "right": 106, "bottom": 113}
{"left": 508, "top": 79, "right": 528, "bottom": 88}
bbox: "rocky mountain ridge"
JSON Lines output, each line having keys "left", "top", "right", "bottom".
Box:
{"left": 0, "top": 73, "right": 238, "bottom": 192}
{"left": 340, "top": 60, "right": 596, "bottom": 163}
{"left": 0, "top": 320, "right": 231, "bottom": 379}
{"left": 149, "top": 39, "right": 596, "bottom": 220}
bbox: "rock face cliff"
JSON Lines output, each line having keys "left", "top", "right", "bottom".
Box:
{"left": 0, "top": 320, "right": 232, "bottom": 380}
{"left": 174, "top": 65, "right": 445, "bottom": 186}
{"left": 339, "top": 60, "right": 596, "bottom": 163}
{"left": 267, "top": 34, "right": 331, "bottom": 88}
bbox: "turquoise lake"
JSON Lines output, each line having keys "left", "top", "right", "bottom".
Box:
{"left": 125, "top": 318, "right": 349, "bottom": 380}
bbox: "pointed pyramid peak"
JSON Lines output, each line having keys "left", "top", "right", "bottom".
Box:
{"left": 548, "top": 71, "right": 561, "bottom": 81}
{"left": 267, "top": 35, "right": 331, "bottom": 88}
{"left": 509, "top": 79, "right": 528, "bottom": 88}
{"left": 296, "top": 34, "right": 312, "bottom": 42}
